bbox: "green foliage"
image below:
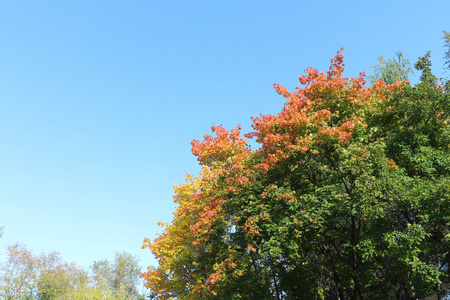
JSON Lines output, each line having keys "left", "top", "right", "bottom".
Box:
{"left": 444, "top": 30, "right": 450, "bottom": 67}
{"left": 368, "top": 51, "right": 414, "bottom": 85}
{"left": 36, "top": 256, "right": 90, "bottom": 300}
{"left": 91, "top": 251, "right": 145, "bottom": 300}
{"left": 63, "top": 280, "right": 130, "bottom": 300}
{"left": 443, "top": 31, "right": 450, "bottom": 83}
{"left": 414, "top": 51, "right": 437, "bottom": 85}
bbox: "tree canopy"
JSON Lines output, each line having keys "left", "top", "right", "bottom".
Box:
{"left": 91, "top": 251, "right": 145, "bottom": 300}
{"left": 142, "top": 49, "right": 450, "bottom": 299}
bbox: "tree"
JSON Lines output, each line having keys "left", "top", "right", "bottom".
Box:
{"left": 367, "top": 51, "right": 414, "bottom": 85}
{"left": 142, "top": 49, "right": 449, "bottom": 299}
{"left": 35, "top": 251, "right": 90, "bottom": 300}
{"left": 443, "top": 31, "right": 450, "bottom": 79}
{"left": 91, "top": 251, "right": 146, "bottom": 300}
{"left": 0, "top": 244, "right": 37, "bottom": 299}
{"left": 0, "top": 244, "right": 92, "bottom": 300}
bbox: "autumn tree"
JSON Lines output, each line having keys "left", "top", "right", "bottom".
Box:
{"left": 35, "top": 252, "right": 90, "bottom": 300}
{"left": 0, "top": 244, "right": 37, "bottom": 299}
{"left": 142, "top": 49, "right": 450, "bottom": 299}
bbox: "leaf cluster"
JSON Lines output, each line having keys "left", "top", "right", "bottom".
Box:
{"left": 367, "top": 51, "right": 414, "bottom": 85}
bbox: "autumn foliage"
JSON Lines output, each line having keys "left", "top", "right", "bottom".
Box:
{"left": 142, "top": 49, "right": 450, "bottom": 299}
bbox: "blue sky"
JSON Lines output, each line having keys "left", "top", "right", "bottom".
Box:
{"left": 0, "top": 0, "right": 449, "bottom": 272}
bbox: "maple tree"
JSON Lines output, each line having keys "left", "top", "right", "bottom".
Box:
{"left": 142, "top": 49, "right": 450, "bottom": 299}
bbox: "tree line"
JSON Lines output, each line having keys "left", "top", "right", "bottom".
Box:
{"left": 0, "top": 243, "right": 149, "bottom": 299}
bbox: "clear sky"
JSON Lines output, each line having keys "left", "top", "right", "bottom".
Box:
{"left": 0, "top": 0, "right": 449, "bottom": 272}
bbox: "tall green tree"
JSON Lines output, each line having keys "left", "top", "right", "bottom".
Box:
{"left": 443, "top": 31, "right": 450, "bottom": 82}
{"left": 143, "top": 50, "right": 450, "bottom": 299}
{"left": 91, "top": 251, "right": 146, "bottom": 300}
{"left": 368, "top": 51, "right": 414, "bottom": 84}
